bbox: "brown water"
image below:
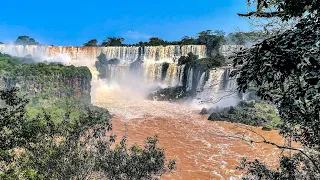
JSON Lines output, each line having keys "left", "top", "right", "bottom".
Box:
{"left": 92, "top": 86, "right": 285, "bottom": 180}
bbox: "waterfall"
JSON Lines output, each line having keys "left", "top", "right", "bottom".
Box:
{"left": 196, "top": 72, "right": 207, "bottom": 92}
{"left": 164, "top": 63, "right": 181, "bottom": 86}
{"left": 186, "top": 67, "right": 193, "bottom": 91}
{"left": 178, "top": 65, "right": 186, "bottom": 86}
{"left": 195, "top": 68, "right": 242, "bottom": 106}
{"left": 0, "top": 44, "right": 245, "bottom": 105}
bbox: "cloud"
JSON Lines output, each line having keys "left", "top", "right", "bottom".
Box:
{"left": 123, "top": 31, "right": 151, "bottom": 41}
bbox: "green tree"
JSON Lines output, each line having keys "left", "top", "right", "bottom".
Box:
{"left": 101, "top": 37, "right": 124, "bottom": 46}
{"left": 148, "top": 37, "right": 166, "bottom": 46}
{"left": 227, "top": 32, "right": 246, "bottom": 45}
{"left": 14, "top": 35, "right": 39, "bottom": 45}
{"left": 231, "top": 0, "right": 320, "bottom": 179}
{"left": 180, "top": 36, "right": 197, "bottom": 45}
{"left": 83, "top": 39, "right": 98, "bottom": 47}
{"left": 196, "top": 30, "right": 226, "bottom": 56}
{"left": 0, "top": 42, "right": 3, "bottom": 45}
{"left": 0, "top": 88, "right": 175, "bottom": 179}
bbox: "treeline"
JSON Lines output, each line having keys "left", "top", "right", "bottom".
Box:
{"left": 83, "top": 30, "right": 266, "bottom": 47}
{"left": 0, "top": 53, "right": 90, "bottom": 78}
{"left": 1, "top": 31, "right": 265, "bottom": 48}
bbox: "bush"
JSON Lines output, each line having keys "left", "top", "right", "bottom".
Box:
{"left": 208, "top": 100, "right": 280, "bottom": 129}
{"left": 0, "top": 88, "right": 175, "bottom": 179}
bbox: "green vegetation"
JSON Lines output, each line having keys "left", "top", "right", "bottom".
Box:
{"left": 208, "top": 101, "right": 280, "bottom": 130}
{"left": 101, "top": 37, "right": 125, "bottom": 46}
{"left": 178, "top": 52, "right": 225, "bottom": 72}
{"left": 95, "top": 53, "right": 120, "bottom": 79}
{"left": 0, "top": 88, "right": 174, "bottom": 179}
{"left": 0, "top": 51, "right": 174, "bottom": 179}
{"left": 0, "top": 52, "right": 91, "bottom": 102}
{"left": 0, "top": 42, "right": 3, "bottom": 44}
{"left": 227, "top": 31, "right": 267, "bottom": 45}
{"left": 83, "top": 38, "right": 99, "bottom": 47}
{"left": 14, "top": 35, "right": 39, "bottom": 45}
{"left": 148, "top": 86, "right": 188, "bottom": 101}
{"left": 232, "top": 0, "right": 320, "bottom": 179}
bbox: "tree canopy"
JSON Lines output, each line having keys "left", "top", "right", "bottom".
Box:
{"left": 83, "top": 38, "right": 98, "bottom": 47}
{"left": 231, "top": 0, "right": 320, "bottom": 178}
{"left": 238, "top": 0, "right": 319, "bottom": 20}
{"left": 101, "top": 37, "right": 125, "bottom": 46}
{"left": 0, "top": 87, "right": 175, "bottom": 179}
{"left": 14, "top": 35, "right": 39, "bottom": 45}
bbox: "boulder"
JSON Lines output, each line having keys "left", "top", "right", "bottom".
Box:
{"left": 208, "top": 112, "right": 223, "bottom": 121}
{"left": 199, "top": 108, "right": 208, "bottom": 115}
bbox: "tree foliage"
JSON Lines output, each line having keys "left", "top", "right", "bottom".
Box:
{"left": 0, "top": 88, "right": 175, "bottom": 179}
{"left": 178, "top": 52, "right": 225, "bottom": 71}
{"left": 231, "top": 1, "right": 320, "bottom": 178}
{"left": 83, "top": 39, "right": 98, "bottom": 47}
{"left": 101, "top": 37, "right": 125, "bottom": 47}
{"left": 227, "top": 31, "right": 268, "bottom": 45}
{"left": 14, "top": 36, "right": 39, "bottom": 46}
{"left": 239, "top": 0, "right": 319, "bottom": 20}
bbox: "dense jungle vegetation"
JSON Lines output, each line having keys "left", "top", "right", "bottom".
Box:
{"left": 231, "top": 0, "right": 320, "bottom": 179}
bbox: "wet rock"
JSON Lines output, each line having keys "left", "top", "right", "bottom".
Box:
{"left": 147, "top": 86, "right": 187, "bottom": 101}
{"left": 199, "top": 108, "right": 208, "bottom": 115}
{"left": 208, "top": 112, "right": 223, "bottom": 121}
{"left": 262, "top": 126, "right": 272, "bottom": 131}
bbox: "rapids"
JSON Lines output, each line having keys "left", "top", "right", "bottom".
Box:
{"left": 92, "top": 84, "right": 285, "bottom": 179}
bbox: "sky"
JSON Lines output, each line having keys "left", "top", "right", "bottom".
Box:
{"left": 0, "top": 0, "right": 252, "bottom": 46}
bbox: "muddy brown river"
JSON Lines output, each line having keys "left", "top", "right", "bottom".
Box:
{"left": 92, "top": 86, "right": 285, "bottom": 179}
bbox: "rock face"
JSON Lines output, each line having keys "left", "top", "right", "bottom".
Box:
{"left": 207, "top": 101, "right": 281, "bottom": 130}
{"left": 147, "top": 86, "right": 187, "bottom": 101}
{"left": 0, "top": 60, "right": 92, "bottom": 103}
{"left": 199, "top": 108, "right": 208, "bottom": 115}
{"left": 3, "top": 75, "right": 91, "bottom": 102}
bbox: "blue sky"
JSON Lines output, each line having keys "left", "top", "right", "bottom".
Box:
{"left": 0, "top": 0, "right": 251, "bottom": 46}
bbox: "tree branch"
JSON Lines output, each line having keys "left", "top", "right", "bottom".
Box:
{"left": 219, "top": 126, "right": 320, "bottom": 174}
{"left": 238, "top": 11, "right": 281, "bottom": 18}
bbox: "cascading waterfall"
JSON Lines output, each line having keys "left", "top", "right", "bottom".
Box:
{"left": 196, "top": 72, "right": 207, "bottom": 92}
{"left": 178, "top": 65, "right": 186, "bottom": 86}
{"left": 0, "top": 44, "right": 242, "bottom": 106}
{"left": 195, "top": 68, "right": 242, "bottom": 106}
{"left": 186, "top": 67, "right": 193, "bottom": 91}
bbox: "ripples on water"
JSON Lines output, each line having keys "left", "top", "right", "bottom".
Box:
{"left": 92, "top": 85, "right": 284, "bottom": 180}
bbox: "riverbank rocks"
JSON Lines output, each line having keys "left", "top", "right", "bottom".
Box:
{"left": 207, "top": 101, "right": 280, "bottom": 130}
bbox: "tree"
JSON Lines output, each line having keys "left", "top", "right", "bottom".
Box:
{"left": 101, "top": 37, "right": 124, "bottom": 46}
{"left": 148, "top": 37, "right": 166, "bottom": 46}
{"left": 83, "top": 39, "right": 98, "bottom": 47}
{"left": 0, "top": 88, "right": 175, "bottom": 179}
{"left": 0, "top": 42, "right": 3, "bottom": 45}
{"left": 14, "top": 35, "right": 39, "bottom": 45}
{"left": 238, "top": 0, "right": 320, "bottom": 34}
{"left": 231, "top": 1, "right": 320, "bottom": 178}
{"left": 227, "top": 31, "right": 268, "bottom": 45}
{"left": 197, "top": 30, "right": 226, "bottom": 56}
{"left": 228, "top": 32, "right": 246, "bottom": 45}
{"left": 180, "top": 36, "right": 197, "bottom": 45}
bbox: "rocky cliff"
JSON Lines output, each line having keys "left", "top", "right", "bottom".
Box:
{"left": 0, "top": 53, "right": 92, "bottom": 102}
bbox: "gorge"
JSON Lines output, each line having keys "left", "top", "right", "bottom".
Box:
{"left": 0, "top": 44, "right": 283, "bottom": 179}
{"left": 0, "top": 44, "right": 244, "bottom": 106}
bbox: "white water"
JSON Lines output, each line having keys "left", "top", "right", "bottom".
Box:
{"left": 0, "top": 44, "right": 243, "bottom": 107}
